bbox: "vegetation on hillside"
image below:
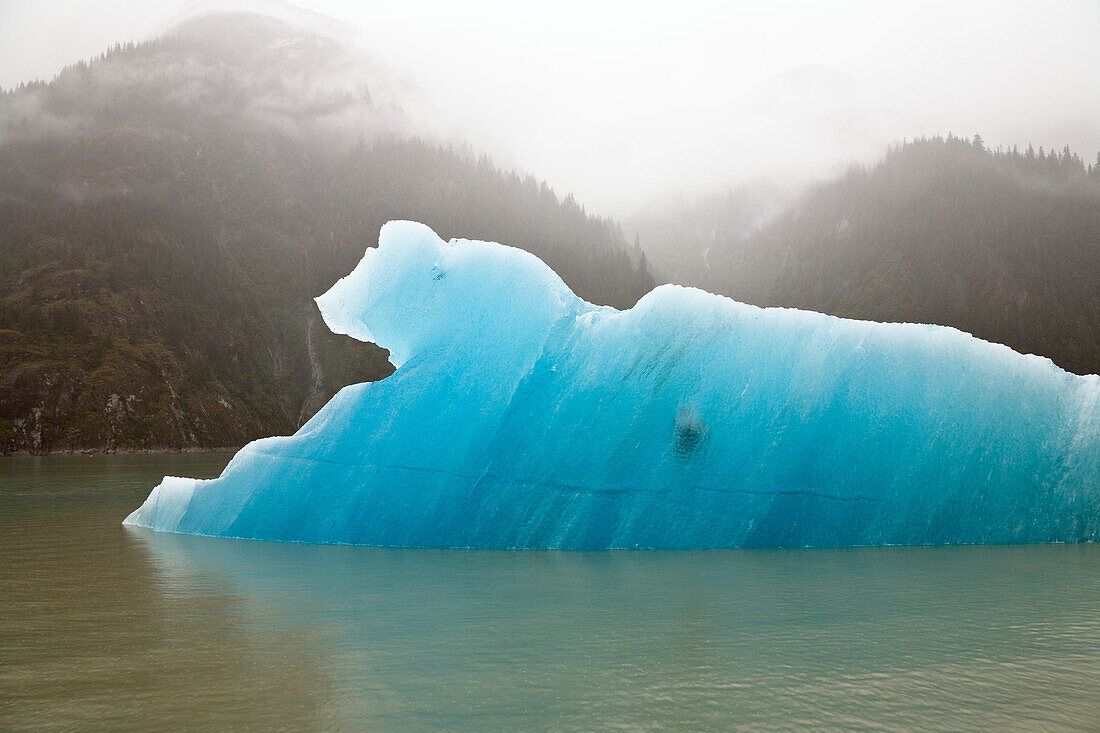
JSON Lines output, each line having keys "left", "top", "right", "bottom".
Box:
{"left": 0, "top": 13, "right": 653, "bottom": 453}
{"left": 634, "top": 135, "right": 1100, "bottom": 375}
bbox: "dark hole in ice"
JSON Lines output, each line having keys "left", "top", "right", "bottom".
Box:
{"left": 674, "top": 406, "right": 708, "bottom": 456}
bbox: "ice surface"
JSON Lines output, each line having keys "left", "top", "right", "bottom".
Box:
{"left": 124, "top": 221, "right": 1100, "bottom": 548}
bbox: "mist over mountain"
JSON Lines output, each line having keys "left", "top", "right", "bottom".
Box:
{"left": 10, "top": 1, "right": 1098, "bottom": 216}
{"left": 0, "top": 11, "right": 652, "bottom": 453}
{"left": 632, "top": 135, "right": 1100, "bottom": 375}
{"left": 1, "top": 11, "right": 403, "bottom": 144}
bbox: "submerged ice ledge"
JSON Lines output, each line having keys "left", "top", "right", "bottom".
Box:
{"left": 125, "top": 221, "right": 1100, "bottom": 549}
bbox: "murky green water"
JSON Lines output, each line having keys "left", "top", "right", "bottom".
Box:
{"left": 2, "top": 454, "right": 1099, "bottom": 731}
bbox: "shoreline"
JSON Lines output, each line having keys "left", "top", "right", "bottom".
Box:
{"left": 2, "top": 446, "right": 241, "bottom": 457}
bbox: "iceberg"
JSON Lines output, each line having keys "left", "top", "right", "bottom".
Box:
{"left": 125, "top": 221, "right": 1100, "bottom": 548}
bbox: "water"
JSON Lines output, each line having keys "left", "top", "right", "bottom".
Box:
{"left": 3, "top": 455, "right": 1099, "bottom": 731}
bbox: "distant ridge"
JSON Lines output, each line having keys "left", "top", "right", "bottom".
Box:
{"left": 634, "top": 134, "right": 1100, "bottom": 376}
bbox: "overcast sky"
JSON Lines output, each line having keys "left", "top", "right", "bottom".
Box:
{"left": 2, "top": 0, "right": 1099, "bottom": 214}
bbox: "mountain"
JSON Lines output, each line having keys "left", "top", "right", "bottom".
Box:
{"left": 0, "top": 11, "right": 654, "bottom": 454}
{"left": 632, "top": 135, "right": 1100, "bottom": 376}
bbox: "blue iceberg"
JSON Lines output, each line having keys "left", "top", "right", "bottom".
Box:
{"left": 125, "top": 221, "right": 1100, "bottom": 548}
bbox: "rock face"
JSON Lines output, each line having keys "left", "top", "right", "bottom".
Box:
{"left": 126, "top": 221, "right": 1100, "bottom": 549}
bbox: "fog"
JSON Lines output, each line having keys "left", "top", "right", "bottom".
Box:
{"left": 2, "top": 0, "right": 1098, "bottom": 215}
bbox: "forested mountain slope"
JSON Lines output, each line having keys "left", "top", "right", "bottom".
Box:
{"left": 0, "top": 12, "right": 653, "bottom": 453}
{"left": 634, "top": 135, "right": 1100, "bottom": 375}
